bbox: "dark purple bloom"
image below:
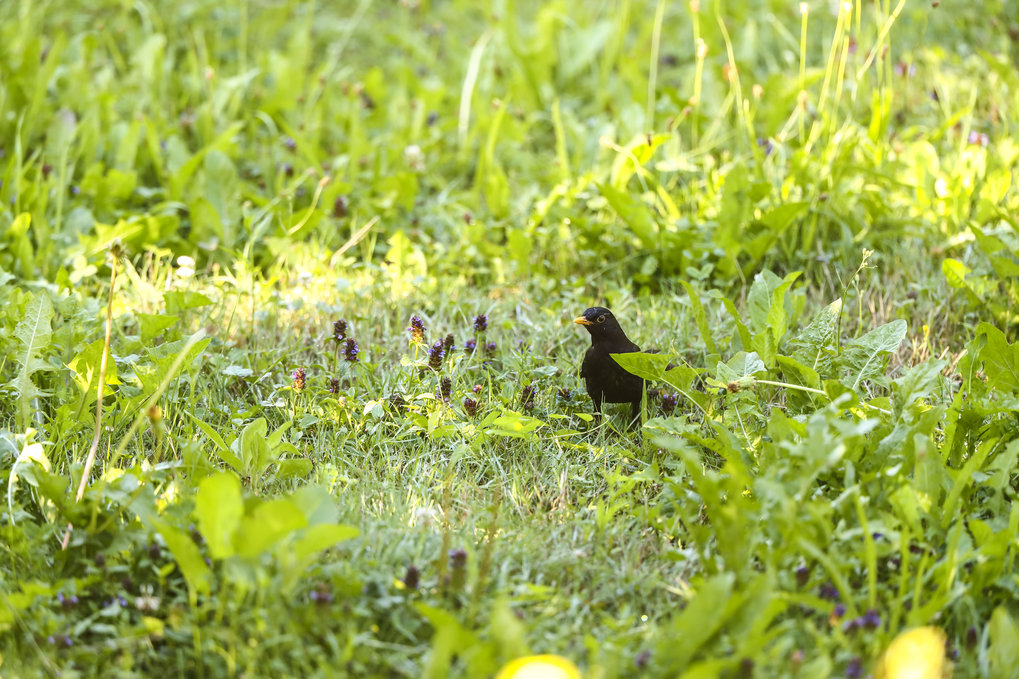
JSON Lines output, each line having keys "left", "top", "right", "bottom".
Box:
{"left": 795, "top": 565, "right": 810, "bottom": 587}
{"left": 521, "top": 383, "right": 536, "bottom": 410}
{"left": 426, "top": 112, "right": 438, "bottom": 126}
{"left": 463, "top": 397, "right": 478, "bottom": 417}
{"left": 332, "top": 319, "right": 348, "bottom": 341}
{"left": 309, "top": 582, "right": 333, "bottom": 606}
{"left": 148, "top": 542, "right": 162, "bottom": 560}
{"left": 328, "top": 377, "right": 340, "bottom": 394}
{"left": 449, "top": 548, "right": 468, "bottom": 590}
{"left": 464, "top": 338, "right": 477, "bottom": 353}
{"left": 862, "top": 609, "right": 881, "bottom": 628}
{"left": 661, "top": 392, "right": 678, "bottom": 413}
{"left": 443, "top": 333, "right": 455, "bottom": 355}
{"left": 283, "top": 136, "right": 296, "bottom": 151}
{"left": 333, "top": 195, "right": 348, "bottom": 217}
{"left": 967, "top": 625, "right": 978, "bottom": 648}
{"left": 557, "top": 387, "right": 572, "bottom": 400}
{"left": 281, "top": 162, "right": 294, "bottom": 177}
{"left": 343, "top": 338, "right": 359, "bottom": 362}
{"left": 404, "top": 564, "right": 420, "bottom": 589}
{"left": 473, "top": 314, "right": 488, "bottom": 333}
{"left": 833, "top": 603, "right": 846, "bottom": 618}
{"left": 449, "top": 548, "right": 467, "bottom": 569}
{"left": 409, "top": 315, "right": 426, "bottom": 343}
{"left": 439, "top": 377, "right": 452, "bottom": 400}
{"left": 818, "top": 582, "right": 839, "bottom": 601}
{"left": 292, "top": 368, "right": 307, "bottom": 391}
{"left": 845, "top": 657, "right": 862, "bottom": 679}
{"left": 634, "top": 650, "right": 651, "bottom": 669}
{"left": 485, "top": 340, "right": 497, "bottom": 354}
{"left": 428, "top": 340, "right": 445, "bottom": 369}
{"left": 842, "top": 617, "right": 862, "bottom": 633}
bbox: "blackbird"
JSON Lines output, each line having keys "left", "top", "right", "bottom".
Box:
{"left": 573, "top": 307, "right": 644, "bottom": 423}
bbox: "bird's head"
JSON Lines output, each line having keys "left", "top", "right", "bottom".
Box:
{"left": 573, "top": 307, "right": 627, "bottom": 341}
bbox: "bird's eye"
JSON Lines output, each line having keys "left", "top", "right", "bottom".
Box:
{"left": 597, "top": 314, "right": 606, "bottom": 323}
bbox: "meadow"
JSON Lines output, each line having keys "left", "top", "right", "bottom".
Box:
{"left": 1, "top": 0, "right": 1018, "bottom": 676}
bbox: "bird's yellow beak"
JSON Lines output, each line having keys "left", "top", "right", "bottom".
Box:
{"left": 573, "top": 316, "right": 592, "bottom": 326}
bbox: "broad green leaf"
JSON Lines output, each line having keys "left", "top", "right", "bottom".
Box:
{"left": 195, "top": 472, "right": 243, "bottom": 560}
{"left": 791, "top": 298, "right": 842, "bottom": 371}
{"left": 839, "top": 320, "right": 907, "bottom": 390}
{"left": 598, "top": 182, "right": 659, "bottom": 249}
{"left": 716, "top": 352, "right": 766, "bottom": 383}
{"left": 67, "top": 338, "right": 121, "bottom": 397}
{"left": 657, "top": 574, "right": 736, "bottom": 670}
{"left": 10, "top": 293, "right": 54, "bottom": 428}
{"left": 610, "top": 352, "right": 672, "bottom": 382}
{"left": 975, "top": 322, "right": 1019, "bottom": 393}
{"left": 989, "top": 607, "right": 1019, "bottom": 679}
{"left": 234, "top": 417, "right": 272, "bottom": 476}
{"left": 289, "top": 523, "right": 359, "bottom": 564}
{"left": 163, "top": 291, "right": 213, "bottom": 315}
{"left": 137, "top": 313, "right": 178, "bottom": 342}
{"left": 234, "top": 498, "right": 307, "bottom": 558}
{"left": 775, "top": 355, "right": 821, "bottom": 390}
{"left": 277, "top": 458, "right": 313, "bottom": 480}
{"left": 486, "top": 411, "right": 544, "bottom": 438}
{"left": 892, "top": 359, "right": 946, "bottom": 418}
{"left": 151, "top": 518, "right": 211, "bottom": 596}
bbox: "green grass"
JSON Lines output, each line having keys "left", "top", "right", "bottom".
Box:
{"left": 2, "top": 0, "right": 1019, "bottom": 677}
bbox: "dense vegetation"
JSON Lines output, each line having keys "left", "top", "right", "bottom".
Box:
{"left": 2, "top": 0, "right": 1019, "bottom": 676}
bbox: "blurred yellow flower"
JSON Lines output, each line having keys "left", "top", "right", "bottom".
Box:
{"left": 495, "top": 655, "right": 582, "bottom": 679}
{"left": 875, "top": 626, "right": 952, "bottom": 679}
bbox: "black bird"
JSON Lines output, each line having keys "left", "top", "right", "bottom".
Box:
{"left": 574, "top": 307, "right": 644, "bottom": 423}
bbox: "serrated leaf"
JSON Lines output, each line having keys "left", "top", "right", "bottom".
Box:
{"left": 839, "top": 320, "right": 907, "bottom": 391}
{"left": 716, "top": 352, "right": 766, "bottom": 383}
{"left": 792, "top": 298, "right": 842, "bottom": 374}
{"left": 975, "top": 322, "right": 1019, "bottom": 393}
{"left": 892, "top": 359, "right": 946, "bottom": 418}
{"left": 137, "top": 313, "right": 179, "bottom": 342}
{"left": 10, "top": 294, "right": 55, "bottom": 429}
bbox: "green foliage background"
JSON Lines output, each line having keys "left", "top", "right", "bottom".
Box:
{"left": 2, "top": 0, "right": 1019, "bottom": 676}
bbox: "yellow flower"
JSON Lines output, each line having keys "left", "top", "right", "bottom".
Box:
{"left": 875, "top": 626, "right": 952, "bottom": 679}
{"left": 495, "top": 655, "right": 582, "bottom": 679}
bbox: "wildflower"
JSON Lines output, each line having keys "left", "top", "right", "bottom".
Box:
{"left": 634, "top": 650, "right": 651, "bottom": 670}
{"left": 328, "top": 378, "right": 340, "bottom": 394}
{"left": 845, "top": 657, "right": 862, "bottom": 679}
{"left": 333, "top": 195, "right": 348, "bottom": 217}
{"left": 463, "top": 397, "right": 479, "bottom": 417}
{"left": 426, "top": 112, "right": 438, "bottom": 126}
{"left": 57, "top": 593, "right": 79, "bottom": 609}
{"left": 818, "top": 582, "right": 839, "bottom": 601}
{"left": 135, "top": 584, "right": 160, "bottom": 612}
{"left": 521, "top": 384, "right": 536, "bottom": 410}
{"left": 344, "top": 338, "right": 359, "bottom": 362}
{"left": 968, "top": 130, "right": 989, "bottom": 147}
{"left": 309, "top": 582, "right": 333, "bottom": 606}
{"left": 862, "top": 609, "right": 881, "bottom": 629}
{"left": 449, "top": 548, "right": 468, "bottom": 590}
{"left": 557, "top": 387, "right": 572, "bottom": 400}
{"left": 833, "top": 603, "right": 847, "bottom": 618}
{"left": 283, "top": 136, "right": 296, "bottom": 152}
{"left": 148, "top": 542, "right": 162, "bottom": 560}
{"left": 292, "top": 368, "right": 307, "bottom": 391}
{"left": 176, "top": 255, "right": 196, "bottom": 279}
{"left": 403, "top": 565, "right": 420, "bottom": 589}
{"left": 443, "top": 333, "right": 455, "bottom": 355}
{"left": 485, "top": 340, "right": 497, "bottom": 354}
{"left": 428, "top": 340, "right": 445, "bottom": 369}
{"left": 464, "top": 338, "right": 477, "bottom": 353}
{"left": 409, "top": 315, "right": 426, "bottom": 343}
{"left": 440, "top": 377, "right": 452, "bottom": 400}
{"left": 473, "top": 384, "right": 482, "bottom": 394}
{"left": 48, "top": 634, "right": 73, "bottom": 648}
{"left": 333, "top": 319, "right": 348, "bottom": 341}
{"left": 463, "top": 212, "right": 473, "bottom": 225}
{"left": 661, "top": 392, "right": 678, "bottom": 413}
{"left": 404, "top": 144, "right": 424, "bottom": 171}
{"left": 473, "top": 314, "right": 488, "bottom": 333}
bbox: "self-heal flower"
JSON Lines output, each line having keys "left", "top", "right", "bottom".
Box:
{"left": 463, "top": 397, "right": 479, "bottom": 417}
{"left": 440, "top": 377, "right": 452, "bottom": 400}
{"left": 661, "top": 392, "right": 678, "bottom": 413}
{"left": 328, "top": 377, "right": 340, "bottom": 394}
{"left": 403, "top": 565, "right": 420, "bottom": 590}
{"left": 464, "top": 338, "right": 477, "bottom": 353}
{"left": 332, "top": 319, "right": 348, "bottom": 341}
{"left": 443, "top": 333, "right": 455, "bottom": 355}
{"left": 409, "top": 315, "right": 426, "bottom": 343}
{"left": 428, "top": 340, "right": 445, "bottom": 370}
{"left": 485, "top": 340, "right": 497, "bottom": 354}
{"left": 521, "top": 384, "right": 536, "bottom": 410}
{"left": 344, "top": 338, "right": 359, "bottom": 362}
{"left": 292, "top": 368, "right": 307, "bottom": 391}
{"left": 473, "top": 314, "right": 488, "bottom": 333}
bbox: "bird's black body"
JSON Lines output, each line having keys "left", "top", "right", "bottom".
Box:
{"left": 574, "top": 307, "right": 644, "bottom": 423}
